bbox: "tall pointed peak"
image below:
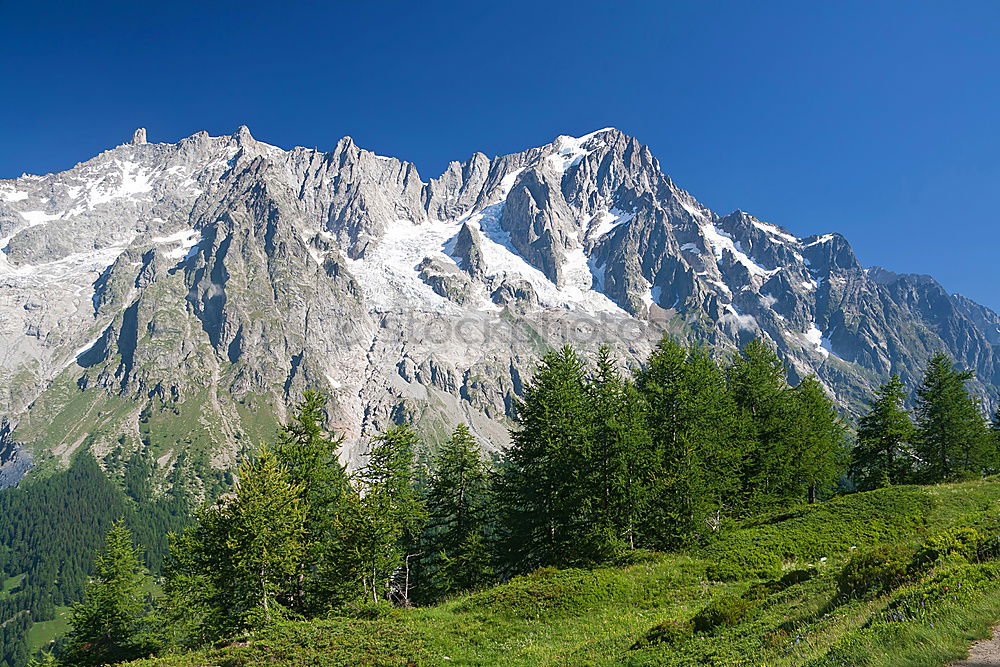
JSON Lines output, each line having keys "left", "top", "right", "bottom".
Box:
{"left": 234, "top": 125, "right": 254, "bottom": 144}
{"left": 131, "top": 128, "right": 147, "bottom": 145}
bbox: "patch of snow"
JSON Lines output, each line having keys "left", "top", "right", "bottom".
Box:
{"left": 345, "top": 217, "right": 469, "bottom": 313}
{"left": 703, "top": 224, "right": 776, "bottom": 279}
{"left": 545, "top": 130, "right": 610, "bottom": 173}
{"left": 155, "top": 228, "right": 201, "bottom": 261}
{"left": 82, "top": 161, "right": 153, "bottom": 209}
{"left": 18, "top": 210, "right": 61, "bottom": 226}
{"left": 805, "top": 234, "right": 836, "bottom": 247}
{"left": 471, "top": 202, "right": 625, "bottom": 315}
{"left": 0, "top": 188, "right": 29, "bottom": 202}
{"left": 679, "top": 196, "right": 778, "bottom": 282}
{"left": 639, "top": 278, "right": 655, "bottom": 309}
{"left": 680, "top": 242, "right": 701, "bottom": 254}
{"left": 804, "top": 324, "right": 829, "bottom": 358}
{"left": 497, "top": 168, "right": 525, "bottom": 199}
{"left": 751, "top": 219, "right": 797, "bottom": 243}
{"left": 0, "top": 243, "right": 134, "bottom": 282}
{"left": 588, "top": 208, "right": 634, "bottom": 239}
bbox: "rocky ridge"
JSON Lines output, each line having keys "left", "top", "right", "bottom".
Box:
{"left": 0, "top": 126, "right": 996, "bottom": 487}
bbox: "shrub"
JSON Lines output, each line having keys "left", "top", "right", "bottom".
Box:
{"left": 691, "top": 594, "right": 758, "bottom": 632}
{"left": 341, "top": 599, "right": 398, "bottom": 620}
{"left": 631, "top": 619, "right": 693, "bottom": 649}
{"left": 837, "top": 545, "right": 910, "bottom": 598}
{"left": 773, "top": 567, "right": 819, "bottom": 589}
{"left": 911, "top": 528, "right": 980, "bottom": 570}
{"left": 737, "top": 568, "right": 814, "bottom": 602}
{"left": 976, "top": 533, "right": 1000, "bottom": 562}
{"left": 705, "top": 550, "right": 782, "bottom": 582}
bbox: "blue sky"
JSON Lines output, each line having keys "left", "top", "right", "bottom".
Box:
{"left": 3, "top": 1, "right": 998, "bottom": 310}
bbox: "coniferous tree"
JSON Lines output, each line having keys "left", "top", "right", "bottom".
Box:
{"left": 990, "top": 405, "right": 1000, "bottom": 472}
{"left": 353, "top": 425, "right": 426, "bottom": 604}
{"left": 850, "top": 375, "right": 915, "bottom": 490}
{"left": 421, "top": 424, "right": 492, "bottom": 601}
{"left": 496, "top": 346, "right": 606, "bottom": 573}
{"left": 163, "top": 448, "right": 305, "bottom": 638}
{"left": 588, "top": 346, "right": 652, "bottom": 550}
{"left": 787, "top": 377, "right": 848, "bottom": 502}
{"left": 637, "top": 339, "right": 742, "bottom": 547}
{"left": 725, "top": 339, "right": 798, "bottom": 510}
{"left": 274, "top": 390, "right": 359, "bottom": 613}
{"left": 62, "top": 521, "right": 148, "bottom": 667}
{"left": 27, "top": 652, "right": 58, "bottom": 667}
{"left": 914, "top": 352, "right": 992, "bottom": 482}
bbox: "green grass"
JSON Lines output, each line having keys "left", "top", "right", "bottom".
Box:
{"left": 27, "top": 605, "right": 71, "bottom": 653}
{"left": 126, "top": 478, "right": 1000, "bottom": 666}
{"left": 0, "top": 573, "right": 25, "bottom": 599}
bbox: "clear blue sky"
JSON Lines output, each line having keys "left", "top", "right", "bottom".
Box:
{"left": 3, "top": 1, "right": 998, "bottom": 310}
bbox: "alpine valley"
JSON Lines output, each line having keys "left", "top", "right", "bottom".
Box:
{"left": 1, "top": 126, "right": 998, "bottom": 490}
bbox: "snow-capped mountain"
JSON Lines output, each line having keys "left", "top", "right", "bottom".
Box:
{"left": 1, "top": 126, "right": 996, "bottom": 488}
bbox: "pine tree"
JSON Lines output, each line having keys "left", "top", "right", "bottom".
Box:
{"left": 496, "top": 346, "right": 604, "bottom": 573}
{"left": 62, "top": 521, "right": 148, "bottom": 667}
{"left": 787, "top": 377, "right": 848, "bottom": 502}
{"left": 353, "top": 425, "right": 426, "bottom": 604}
{"left": 850, "top": 375, "right": 915, "bottom": 490}
{"left": 914, "top": 352, "right": 992, "bottom": 482}
{"left": 163, "top": 448, "right": 306, "bottom": 638}
{"left": 274, "top": 390, "right": 359, "bottom": 614}
{"left": 422, "top": 424, "right": 492, "bottom": 600}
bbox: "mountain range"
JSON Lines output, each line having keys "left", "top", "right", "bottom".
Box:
{"left": 1, "top": 126, "right": 997, "bottom": 491}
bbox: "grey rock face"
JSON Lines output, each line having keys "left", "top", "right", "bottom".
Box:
{"left": 0, "top": 126, "right": 997, "bottom": 478}
{"left": 0, "top": 420, "right": 31, "bottom": 489}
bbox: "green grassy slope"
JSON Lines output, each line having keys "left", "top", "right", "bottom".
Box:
{"left": 128, "top": 479, "right": 1000, "bottom": 666}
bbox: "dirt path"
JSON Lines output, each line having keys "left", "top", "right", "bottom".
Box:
{"left": 953, "top": 626, "right": 1000, "bottom": 665}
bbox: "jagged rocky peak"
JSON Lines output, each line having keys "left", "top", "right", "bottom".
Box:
{"left": 234, "top": 124, "right": 253, "bottom": 144}
{"left": 0, "top": 125, "right": 997, "bottom": 474}
{"left": 131, "top": 127, "right": 147, "bottom": 145}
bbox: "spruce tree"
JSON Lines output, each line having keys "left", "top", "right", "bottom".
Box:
{"left": 422, "top": 423, "right": 492, "bottom": 600}
{"left": 274, "top": 390, "right": 359, "bottom": 613}
{"left": 62, "top": 521, "right": 148, "bottom": 667}
{"left": 850, "top": 375, "right": 915, "bottom": 490}
{"left": 353, "top": 425, "right": 426, "bottom": 604}
{"left": 914, "top": 352, "right": 992, "bottom": 482}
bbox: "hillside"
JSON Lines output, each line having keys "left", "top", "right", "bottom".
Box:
{"left": 125, "top": 478, "right": 1000, "bottom": 666}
